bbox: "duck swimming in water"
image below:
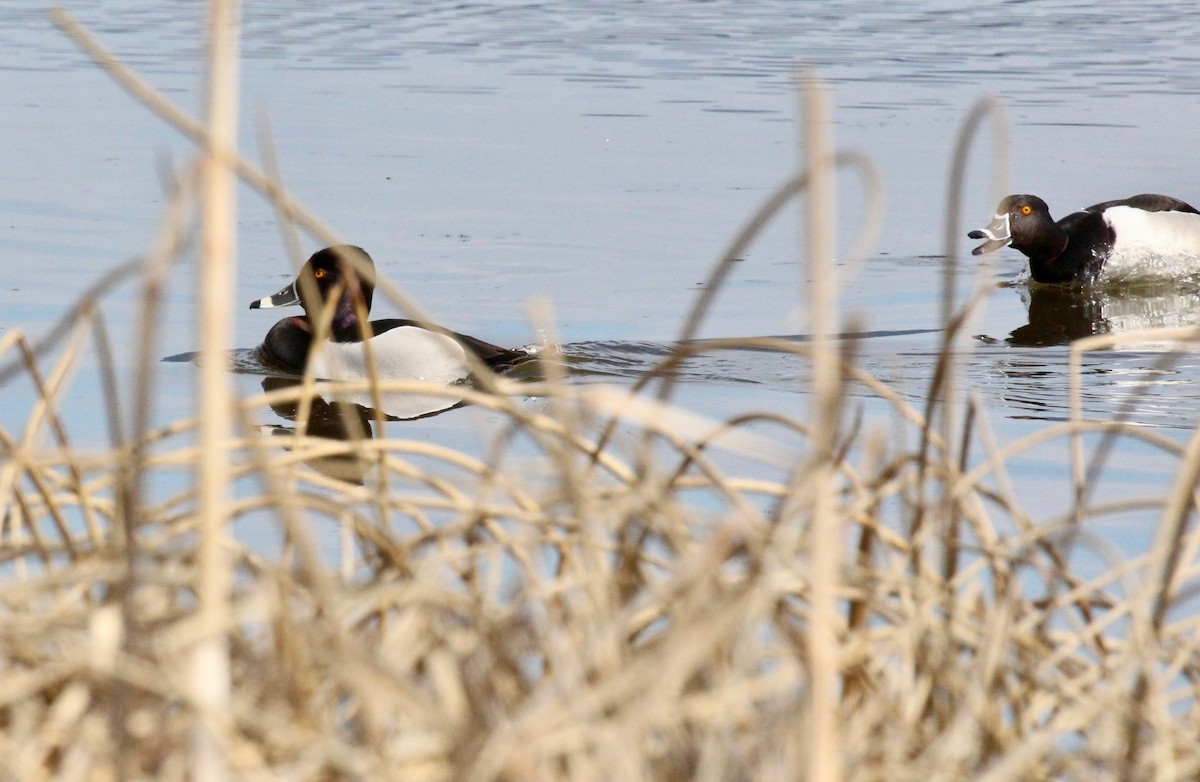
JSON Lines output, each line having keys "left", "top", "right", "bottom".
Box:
{"left": 249, "top": 245, "right": 530, "bottom": 382}
{"left": 969, "top": 193, "right": 1200, "bottom": 284}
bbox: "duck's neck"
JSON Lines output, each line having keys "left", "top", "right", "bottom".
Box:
{"left": 331, "top": 284, "right": 373, "bottom": 341}
{"left": 1018, "top": 225, "right": 1069, "bottom": 261}
{"left": 330, "top": 306, "right": 358, "bottom": 339}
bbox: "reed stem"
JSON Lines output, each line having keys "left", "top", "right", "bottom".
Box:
{"left": 189, "top": 1, "right": 239, "bottom": 779}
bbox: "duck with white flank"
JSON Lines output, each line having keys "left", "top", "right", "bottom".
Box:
{"left": 250, "top": 245, "right": 530, "bottom": 382}
{"left": 969, "top": 194, "right": 1200, "bottom": 284}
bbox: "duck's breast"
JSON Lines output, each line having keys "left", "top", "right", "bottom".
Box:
{"left": 311, "top": 326, "right": 471, "bottom": 383}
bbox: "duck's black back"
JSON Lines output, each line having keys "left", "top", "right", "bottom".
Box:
{"left": 1085, "top": 194, "right": 1200, "bottom": 215}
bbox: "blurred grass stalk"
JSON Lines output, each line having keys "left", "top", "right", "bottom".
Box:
{"left": 800, "top": 73, "right": 842, "bottom": 782}
{"left": 190, "top": 0, "right": 238, "bottom": 780}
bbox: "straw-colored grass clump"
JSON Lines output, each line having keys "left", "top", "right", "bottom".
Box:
{"left": 2, "top": 5, "right": 1199, "bottom": 781}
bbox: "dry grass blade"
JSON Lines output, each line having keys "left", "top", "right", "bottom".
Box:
{"left": 799, "top": 72, "right": 843, "bottom": 782}
{"left": 188, "top": 2, "right": 239, "bottom": 780}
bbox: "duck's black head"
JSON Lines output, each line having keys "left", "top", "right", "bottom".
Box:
{"left": 250, "top": 245, "right": 376, "bottom": 335}
{"left": 969, "top": 195, "right": 1059, "bottom": 257}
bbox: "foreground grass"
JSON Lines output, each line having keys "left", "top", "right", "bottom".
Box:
{"left": 4, "top": 333, "right": 1200, "bottom": 781}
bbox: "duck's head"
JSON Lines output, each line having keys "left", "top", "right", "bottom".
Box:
{"left": 250, "top": 245, "right": 376, "bottom": 334}
{"left": 968, "top": 195, "right": 1055, "bottom": 255}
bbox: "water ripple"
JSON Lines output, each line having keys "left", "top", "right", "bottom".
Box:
{"left": 9, "top": 0, "right": 1200, "bottom": 100}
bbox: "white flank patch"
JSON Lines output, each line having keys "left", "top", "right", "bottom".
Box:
{"left": 1101, "top": 206, "right": 1200, "bottom": 279}
{"left": 309, "top": 326, "right": 471, "bottom": 383}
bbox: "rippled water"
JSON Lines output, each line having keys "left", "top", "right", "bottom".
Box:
{"left": 5, "top": 0, "right": 1200, "bottom": 548}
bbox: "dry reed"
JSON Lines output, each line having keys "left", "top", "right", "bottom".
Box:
{"left": 1, "top": 4, "right": 1199, "bottom": 781}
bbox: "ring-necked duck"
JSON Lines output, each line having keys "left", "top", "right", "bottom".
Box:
{"left": 249, "top": 245, "right": 529, "bottom": 381}
{"left": 969, "top": 193, "right": 1200, "bottom": 284}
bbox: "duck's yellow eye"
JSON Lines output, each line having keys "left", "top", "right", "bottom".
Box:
{"left": 1020, "top": 205, "right": 1032, "bottom": 216}
{"left": 314, "top": 268, "right": 327, "bottom": 279}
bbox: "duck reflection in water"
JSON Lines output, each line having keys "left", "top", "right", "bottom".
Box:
{"left": 260, "top": 376, "right": 467, "bottom": 484}
{"left": 1005, "top": 281, "right": 1200, "bottom": 347}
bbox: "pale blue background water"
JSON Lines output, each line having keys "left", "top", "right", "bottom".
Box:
{"left": 4, "top": 1, "right": 1200, "bottom": 556}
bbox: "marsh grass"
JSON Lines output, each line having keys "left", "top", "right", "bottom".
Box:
{"left": 2, "top": 4, "right": 1200, "bottom": 780}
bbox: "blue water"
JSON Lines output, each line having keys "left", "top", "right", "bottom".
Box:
{"left": 4, "top": 1, "right": 1200, "bottom": 562}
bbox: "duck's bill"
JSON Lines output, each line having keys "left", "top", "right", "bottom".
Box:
{"left": 967, "top": 214, "right": 1012, "bottom": 255}
{"left": 249, "top": 280, "right": 301, "bottom": 310}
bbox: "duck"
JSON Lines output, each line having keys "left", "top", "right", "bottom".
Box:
{"left": 968, "top": 193, "right": 1200, "bottom": 284}
{"left": 249, "top": 245, "right": 530, "bottom": 382}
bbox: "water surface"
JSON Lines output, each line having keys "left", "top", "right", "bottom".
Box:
{"left": 5, "top": 0, "right": 1200, "bottom": 557}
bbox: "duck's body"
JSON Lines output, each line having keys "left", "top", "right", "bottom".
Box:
{"left": 969, "top": 193, "right": 1200, "bottom": 284}
{"left": 250, "top": 246, "right": 529, "bottom": 381}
